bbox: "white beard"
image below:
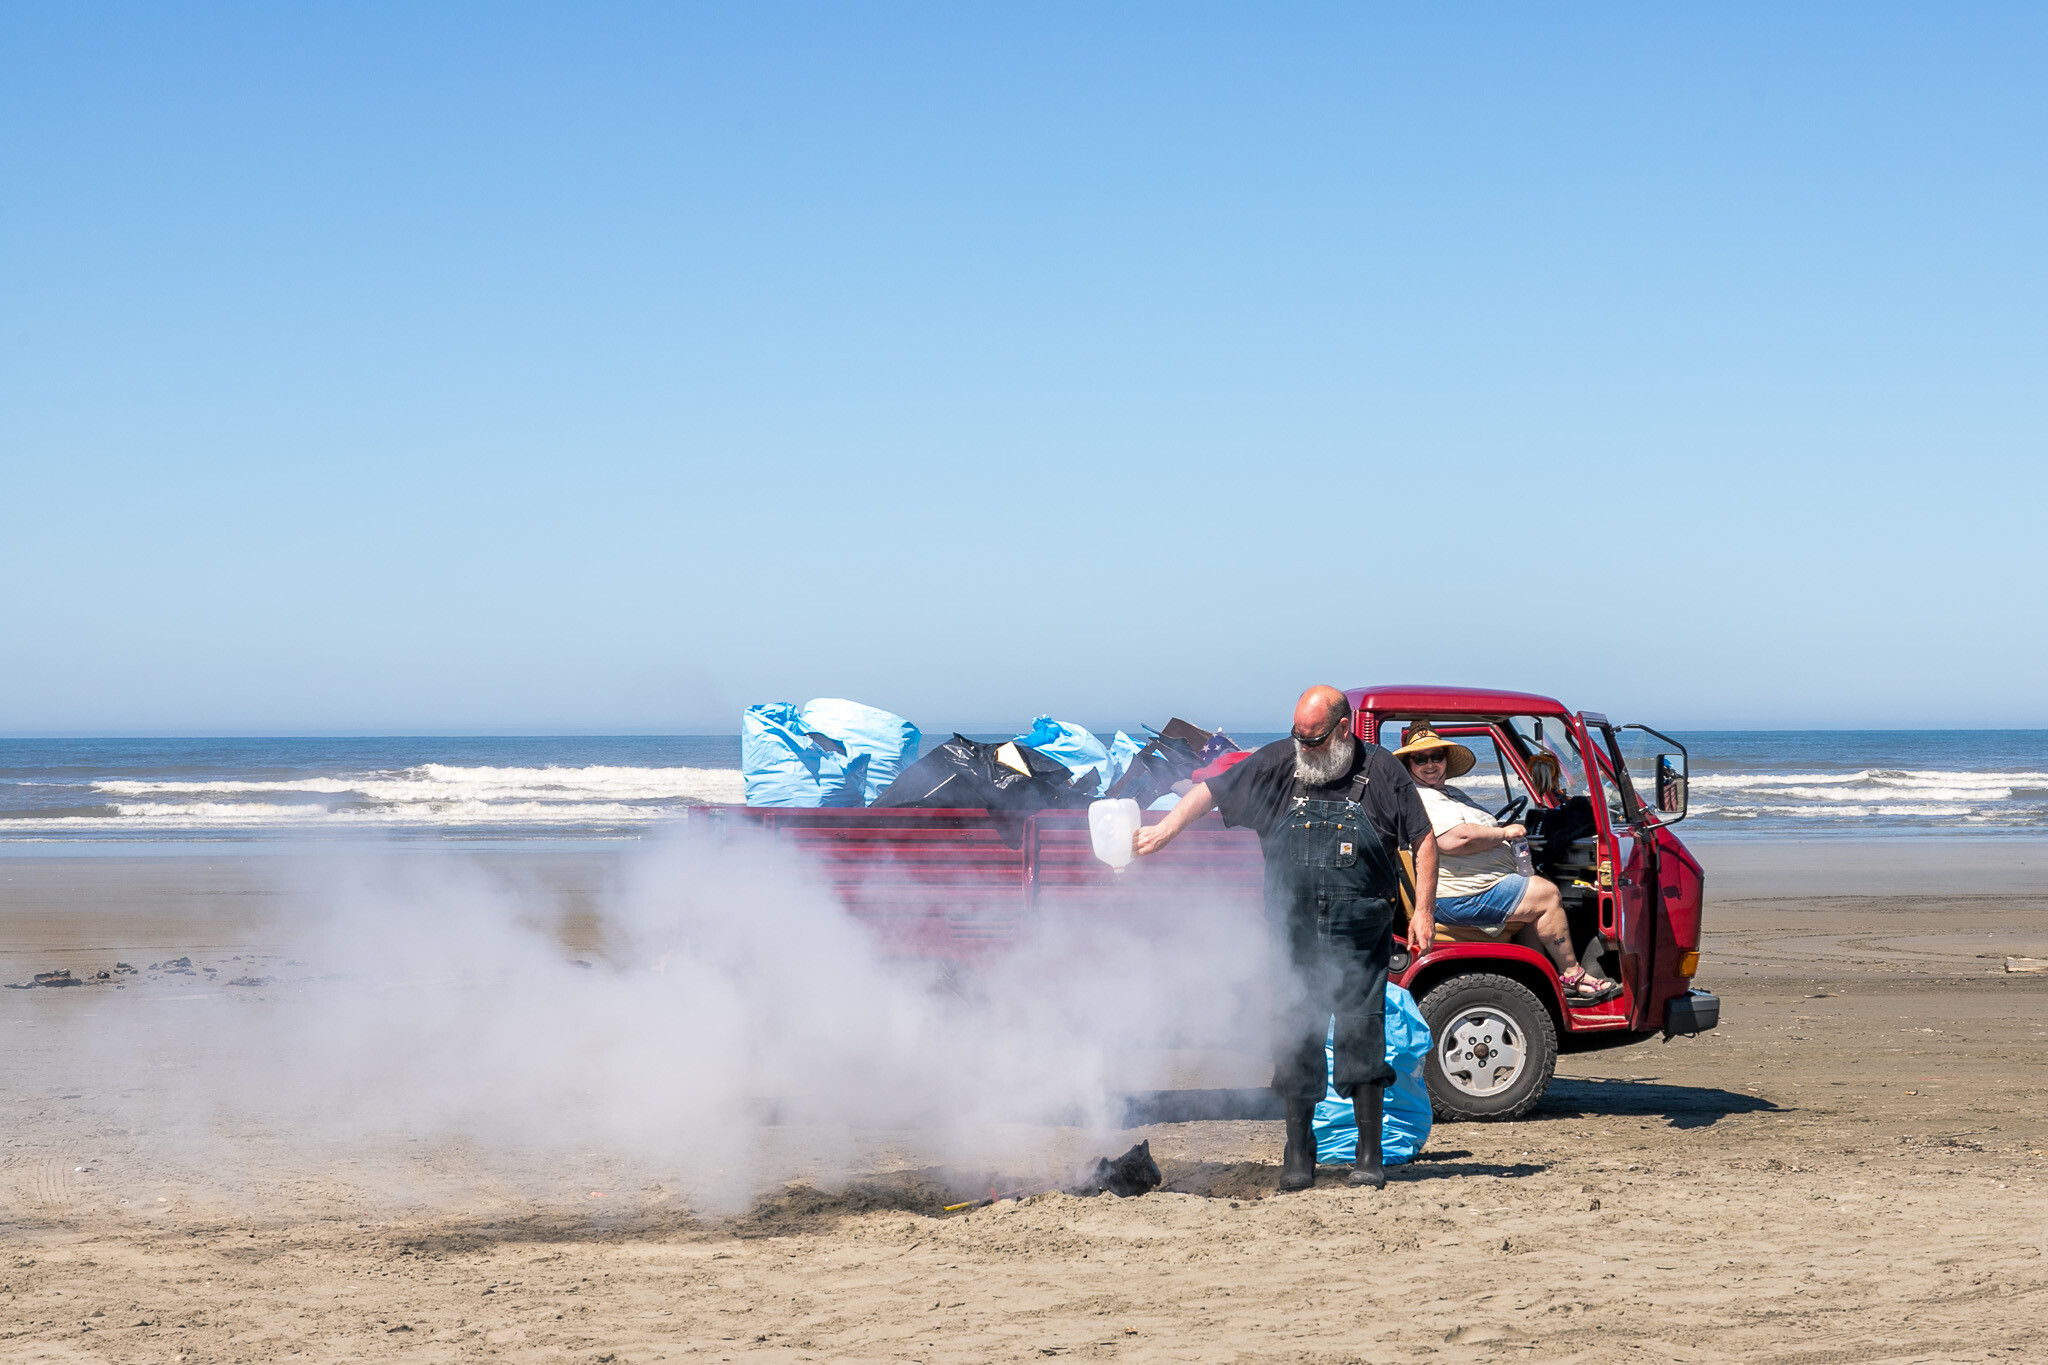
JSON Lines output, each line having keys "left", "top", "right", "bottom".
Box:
{"left": 1293, "top": 731, "right": 1356, "bottom": 787}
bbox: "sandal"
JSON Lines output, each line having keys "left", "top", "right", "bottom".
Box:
{"left": 1561, "top": 966, "right": 1624, "bottom": 1005}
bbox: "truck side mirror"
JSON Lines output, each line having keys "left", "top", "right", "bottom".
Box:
{"left": 1656, "top": 755, "right": 1686, "bottom": 816}
{"left": 1613, "top": 723, "right": 1689, "bottom": 826}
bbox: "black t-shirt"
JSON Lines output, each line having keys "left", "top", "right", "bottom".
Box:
{"left": 1209, "top": 738, "right": 1432, "bottom": 856}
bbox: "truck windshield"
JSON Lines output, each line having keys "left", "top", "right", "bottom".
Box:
{"left": 1589, "top": 747, "right": 1630, "bottom": 829}
{"left": 1504, "top": 715, "right": 1588, "bottom": 807}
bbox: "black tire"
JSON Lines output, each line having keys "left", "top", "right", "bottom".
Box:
{"left": 1418, "top": 973, "right": 1558, "bottom": 1122}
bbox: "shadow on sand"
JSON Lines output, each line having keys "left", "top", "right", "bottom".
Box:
{"left": 1536, "top": 1076, "right": 1781, "bottom": 1129}
{"left": 1390, "top": 1155, "right": 1547, "bottom": 1181}
{"left": 1126, "top": 1080, "right": 1779, "bottom": 1132}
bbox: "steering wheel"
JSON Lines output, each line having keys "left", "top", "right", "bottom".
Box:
{"left": 1494, "top": 795, "right": 1529, "bottom": 826}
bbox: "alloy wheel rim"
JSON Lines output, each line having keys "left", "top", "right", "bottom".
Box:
{"left": 1437, "top": 1006, "right": 1527, "bottom": 1097}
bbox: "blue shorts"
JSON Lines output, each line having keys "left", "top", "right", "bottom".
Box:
{"left": 1435, "top": 874, "right": 1529, "bottom": 928}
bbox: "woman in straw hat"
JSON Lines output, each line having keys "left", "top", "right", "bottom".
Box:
{"left": 1393, "top": 722, "right": 1622, "bottom": 1006}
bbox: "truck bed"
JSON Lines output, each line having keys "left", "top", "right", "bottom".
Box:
{"left": 692, "top": 805, "right": 1266, "bottom": 960}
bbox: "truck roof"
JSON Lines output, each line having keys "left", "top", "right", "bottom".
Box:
{"left": 1346, "top": 683, "right": 1569, "bottom": 717}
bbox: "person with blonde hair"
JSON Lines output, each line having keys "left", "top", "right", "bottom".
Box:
{"left": 1393, "top": 721, "right": 1621, "bottom": 1006}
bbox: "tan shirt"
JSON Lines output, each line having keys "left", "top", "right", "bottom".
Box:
{"left": 1419, "top": 785, "right": 1519, "bottom": 900}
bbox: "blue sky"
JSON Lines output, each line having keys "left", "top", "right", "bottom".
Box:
{"left": 3, "top": 4, "right": 2043, "bottom": 735}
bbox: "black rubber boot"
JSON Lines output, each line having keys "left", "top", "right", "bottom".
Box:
{"left": 1279, "top": 1099, "right": 1316, "bottom": 1191}
{"left": 1348, "top": 1086, "right": 1386, "bottom": 1188}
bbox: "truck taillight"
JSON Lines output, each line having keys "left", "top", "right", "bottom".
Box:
{"left": 1676, "top": 950, "right": 1699, "bottom": 978}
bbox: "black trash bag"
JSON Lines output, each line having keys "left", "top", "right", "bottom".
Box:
{"left": 1067, "top": 1140, "right": 1163, "bottom": 1198}
{"left": 871, "top": 735, "right": 1092, "bottom": 817}
{"left": 1102, "top": 718, "right": 1242, "bottom": 808}
{"left": 1102, "top": 719, "right": 1199, "bottom": 803}
{"left": 1101, "top": 738, "right": 1191, "bottom": 807}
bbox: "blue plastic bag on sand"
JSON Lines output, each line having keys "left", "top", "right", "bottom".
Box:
{"left": 1312, "top": 984, "right": 1434, "bottom": 1165}
{"left": 742, "top": 700, "right": 920, "bottom": 807}
{"left": 1014, "top": 717, "right": 1111, "bottom": 797}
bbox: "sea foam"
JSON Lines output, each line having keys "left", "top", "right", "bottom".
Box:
{"left": 45, "top": 763, "right": 747, "bottom": 831}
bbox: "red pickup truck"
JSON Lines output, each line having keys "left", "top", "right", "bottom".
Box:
{"left": 702, "top": 684, "right": 1718, "bottom": 1122}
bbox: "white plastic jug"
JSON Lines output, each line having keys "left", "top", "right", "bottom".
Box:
{"left": 1087, "top": 798, "right": 1144, "bottom": 872}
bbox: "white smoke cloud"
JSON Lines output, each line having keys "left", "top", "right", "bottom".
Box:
{"left": 52, "top": 824, "right": 1275, "bottom": 1217}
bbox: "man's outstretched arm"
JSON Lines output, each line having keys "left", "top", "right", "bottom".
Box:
{"left": 1131, "top": 782, "right": 1215, "bottom": 857}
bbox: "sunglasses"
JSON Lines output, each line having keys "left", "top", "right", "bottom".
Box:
{"left": 1291, "top": 719, "right": 1348, "bottom": 747}
{"left": 1409, "top": 751, "right": 1450, "bottom": 764}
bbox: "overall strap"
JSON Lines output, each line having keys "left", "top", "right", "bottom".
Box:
{"left": 1345, "top": 764, "right": 1372, "bottom": 804}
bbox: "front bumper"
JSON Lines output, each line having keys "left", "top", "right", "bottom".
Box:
{"left": 1664, "top": 989, "right": 1720, "bottom": 1037}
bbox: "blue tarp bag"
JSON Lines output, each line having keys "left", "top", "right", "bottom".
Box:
{"left": 795, "top": 698, "right": 921, "bottom": 805}
{"left": 742, "top": 704, "right": 867, "bottom": 808}
{"left": 742, "top": 700, "right": 919, "bottom": 807}
{"left": 1103, "top": 731, "right": 1147, "bottom": 792}
{"left": 1312, "top": 984, "right": 1434, "bottom": 1165}
{"left": 1014, "top": 716, "right": 1111, "bottom": 797}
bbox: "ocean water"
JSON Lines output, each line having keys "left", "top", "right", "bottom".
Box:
{"left": 2, "top": 731, "right": 2044, "bottom": 844}
{"left": 0, "top": 736, "right": 746, "bottom": 843}
{"left": 1677, "top": 730, "right": 2048, "bottom": 837}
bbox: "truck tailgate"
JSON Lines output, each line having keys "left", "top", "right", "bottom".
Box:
{"left": 697, "top": 807, "right": 1264, "bottom": 960}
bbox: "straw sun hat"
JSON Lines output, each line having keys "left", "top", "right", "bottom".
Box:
{"left": 1392, "top": 721, "right": 1476, "bottom": 779}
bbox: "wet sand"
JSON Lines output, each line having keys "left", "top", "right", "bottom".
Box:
{"left": 4, "top": 837, "right": 2047, "bottom": 1362}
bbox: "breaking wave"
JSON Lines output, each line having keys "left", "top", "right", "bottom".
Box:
{"left": 90, "top": 764, "right": 742, "bottom": 805}
{"left": 15, "top": 764, "right": 744, "bottom": 834}
{"left": 1688, "top": 766, "right": 2048, "bottom": 831}
{"left": 1690, "top": 769, "right": 2048, "bottom": 797}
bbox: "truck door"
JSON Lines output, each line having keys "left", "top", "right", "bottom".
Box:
{"left": 1576, "top": 713, "right": 1656, "bottom": 1026}
{"left": 1611, "top": 724, "right": 1706, "bottom": 1022}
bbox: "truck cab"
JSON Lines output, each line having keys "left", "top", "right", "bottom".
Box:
{"left": 1354, "top": 685, "right": 1717, "bottom": 1119}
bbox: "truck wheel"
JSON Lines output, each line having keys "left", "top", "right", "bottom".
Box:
{"left": 1418, "top": 973, "right": 1558, "bottom": 1122}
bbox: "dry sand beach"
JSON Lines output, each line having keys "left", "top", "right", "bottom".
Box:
{"left": 4, "top": 838, "right": 2048, "bottom": 1363}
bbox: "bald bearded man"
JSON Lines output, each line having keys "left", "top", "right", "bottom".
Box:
{"left": 1134, "top": 686, "right": 1439, "bottom": 1190}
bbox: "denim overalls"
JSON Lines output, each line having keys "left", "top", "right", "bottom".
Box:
{"left": 1260, "top": 769, "right": 1402, "bottom": 1102}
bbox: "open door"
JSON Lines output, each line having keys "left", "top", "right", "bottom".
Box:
{"left": 1611, "top": 724, "right": 1705, "bottom": 1015}
{"left": 1577, "top": 714, "right": 1655, "bottom": 1025}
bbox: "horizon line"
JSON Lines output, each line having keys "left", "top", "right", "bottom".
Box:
{"left": 6, "top": 726, "right": 2048, "bottom": 741}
